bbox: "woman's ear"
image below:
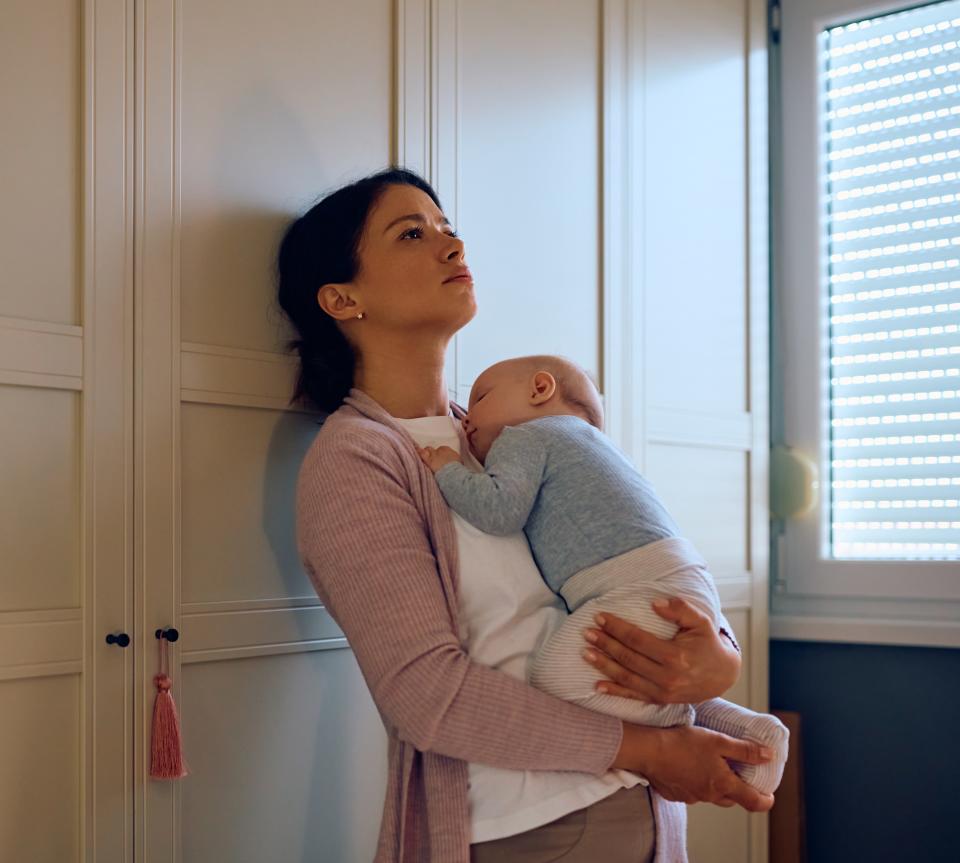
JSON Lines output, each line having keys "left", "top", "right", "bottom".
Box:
{"left": 529, "top": 371, "right": 557, "bottom": 405}
{"left": 317, "top": 283, "right": 362, "bottom": 321}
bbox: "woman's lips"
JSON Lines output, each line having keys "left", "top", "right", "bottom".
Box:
{"left": 444, "top": 268, "right": 473, "bottom": 284}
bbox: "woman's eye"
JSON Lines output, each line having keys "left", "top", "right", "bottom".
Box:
{"left": 400, "top": 225, "right": 458, "bottom": 240}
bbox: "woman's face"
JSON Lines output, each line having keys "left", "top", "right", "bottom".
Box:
{"left": 349, "top": 183, "right": 476, "bottom": 334}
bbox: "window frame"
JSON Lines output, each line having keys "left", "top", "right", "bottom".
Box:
{"left": 771, "top": 0, "right": 960, "bottom": 648}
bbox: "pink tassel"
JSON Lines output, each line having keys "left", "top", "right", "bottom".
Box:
{"left": 150, "top": 635, "right": 189, "bottom": 780}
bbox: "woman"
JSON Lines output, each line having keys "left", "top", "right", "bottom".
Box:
{"left": 277, "top": 168, "right": 774, "bottom": 863}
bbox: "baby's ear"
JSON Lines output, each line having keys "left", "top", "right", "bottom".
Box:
{"left": 530, "top": 371, "right": 557, "bottom": 404}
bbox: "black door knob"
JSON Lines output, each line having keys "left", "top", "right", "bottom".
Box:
{"left": 105, "top": 632, "right": 130, "bottom": 648}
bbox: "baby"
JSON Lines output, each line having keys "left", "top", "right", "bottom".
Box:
{"left": 417, "top": 354, "right": 788, "bottom": 795}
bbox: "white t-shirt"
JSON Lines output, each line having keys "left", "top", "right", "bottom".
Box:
{"left": 393, "top": 413, "right": 644, "bottom": 844}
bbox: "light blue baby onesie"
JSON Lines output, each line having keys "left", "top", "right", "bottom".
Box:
{"left": 435, "top": 414, "right": 680, "bottom": 595}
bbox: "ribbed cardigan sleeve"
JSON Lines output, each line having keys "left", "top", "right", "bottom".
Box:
{"left": 296, "top": 425, "right": 623, "bottom": 775}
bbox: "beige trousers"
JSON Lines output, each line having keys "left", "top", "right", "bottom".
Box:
{"left": 469, "top": 785, "right": 656, "bottom": 863}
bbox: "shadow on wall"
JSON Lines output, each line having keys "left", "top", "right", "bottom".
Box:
{"left": 263, "top": 408, "right": 389, "bottom": 863}
{"left": 262, "top": 407, "right": 324, "bottom": 594}
{"left": 181, "top": 202, "right": 299, "bottom": 353}
{"left": 180, "top": 79, "right": 369, "bottom": 354}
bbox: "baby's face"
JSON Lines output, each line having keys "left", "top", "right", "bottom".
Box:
{"left": 463, "top": 363, "right": 540, "bottom": 463}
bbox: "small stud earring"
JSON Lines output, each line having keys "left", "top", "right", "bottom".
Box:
{"left": 356, "top": 312, "right": 364, "bottom": 320}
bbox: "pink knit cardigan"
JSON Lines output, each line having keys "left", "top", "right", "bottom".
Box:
{"left": 295, "top": 388, "right": 688, "bottom": 862}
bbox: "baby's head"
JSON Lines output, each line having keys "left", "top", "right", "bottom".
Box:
{"left": 463, "top": 355, "right": 603, "bottom": 462}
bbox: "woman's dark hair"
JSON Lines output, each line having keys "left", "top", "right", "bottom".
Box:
{"left": 277, "top": 167, "right": 442, "bottom": 413}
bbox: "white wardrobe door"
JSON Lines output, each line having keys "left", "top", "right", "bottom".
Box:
{"left": 455, "top": 0, "right": 602, "bottom": 402}
{"left": 639, "top": 0, "right": 770, "bottom": 859}
{"left": 445, "top": 0, "right": 770, "bottom": 859}
{"left": 137, "top": 1, "right": 393, "bottom": 860}
{"left": 1, "top": 0, "right": 133, "bottom": 861}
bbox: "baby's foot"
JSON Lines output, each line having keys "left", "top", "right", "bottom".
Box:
{"left": 694, "top": 697, "right": 789, "bottom": 795}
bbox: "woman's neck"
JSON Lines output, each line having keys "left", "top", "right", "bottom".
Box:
{"left": 353, "top": 338, "right": 450, "bottom": 419}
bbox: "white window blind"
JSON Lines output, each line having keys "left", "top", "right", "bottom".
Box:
{"left": 824, "top": 0, "right": 960, "bottom": 561}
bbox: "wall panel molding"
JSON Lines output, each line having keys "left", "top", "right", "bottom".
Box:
{"left": 648, "top": 407, "right": 752, "bottom": 450}
{"left": 746, "top": 0, "right": 771, "bottom": 858}
{"left": 0, "top": 608, "right": 83, "bottom": 681}
{"left": 181, "top": 602, "right": 345, "bottom": 664}
{"left": 715, "top": 576, "right": 755, "bottom": 609}
{"left": 180, "top": 342, "right": 300, "bottom": 410}
{"left": 0, "top": 317, "right": 83, "bottom": 388}
{"left": 395, "top": 0, "right": 430, "bottom": 175}
{"left": 601, "top": 0, "right": 635, "bottom": 459}
{"left": 135, "top": 0, "right": 180, "bottom": 856}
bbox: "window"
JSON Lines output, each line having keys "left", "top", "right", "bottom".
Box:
{"left": 773, "top": 0, "right": 960, "bottom": 646}
{"left": 824, "top": 3, "right": 960, "bottom": 561}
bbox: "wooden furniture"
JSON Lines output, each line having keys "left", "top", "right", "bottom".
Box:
{"left": 770, "top": 710, "right": 808, "bottom": 863}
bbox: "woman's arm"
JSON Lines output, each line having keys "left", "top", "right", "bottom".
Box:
{"left": 582, "top": 599, "right": 742, "bottom": 703}
{"left": 298, "top": 425, "right": 622, "bottom": 774}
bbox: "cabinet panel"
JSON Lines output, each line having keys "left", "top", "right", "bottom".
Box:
{"left": 0, "top": 386, "right": 80, "bottom": 611}
{"left": 687, "top": 607, "right": 752, "bottom": 862}
{"left": 0, "top": 0, "right": 81, "bottom": 326}
{"left": 178, "top": 0, "right": 394, "bottom": 353}
{"left": 0, "top": 674, "right": 80, "bottom": 861}
{"left": 644, "top": 443, "right": 748, "bottom": 578}
{"left": 181, "top": 403, "right": 320, "bottom": 604}
{"left": 722, "top": 608, "right": 751, "bottom": 707}
{"left": 140, "top": 1, "right": 397, "bottom": 858}
{"left": 180, "top": 649, "right": 386, "bottom": 863}
{"left": 644, "top": 0, "right": 747, "bottom": 415}
{"left": 0, "top": 0, "right": 141, "bottom": 859}
{"left": 456, "top": 0, "right": 601, "bottom": 394}
{"left": 688, "top": 780, "right": 751, "bottom": 860}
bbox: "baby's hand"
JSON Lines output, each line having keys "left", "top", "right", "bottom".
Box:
{"left": 417, "top": 445, "right": 462, "bottom": 473}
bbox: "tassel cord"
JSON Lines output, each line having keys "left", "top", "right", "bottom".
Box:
{"left": 150, "top": 630, "right": 189, "bottom": 780}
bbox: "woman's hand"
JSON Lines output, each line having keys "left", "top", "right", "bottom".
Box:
{"left": 615, "top": 722, "right": 775, "bottom": 811}
{"left": 582, "top": 598, "right": 741, "bottom": 703}
{"left": 416, "top": 444, "right": 461, "bottom": 473}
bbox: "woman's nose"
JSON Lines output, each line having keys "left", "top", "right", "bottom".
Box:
{"left": 445, "top": 235, "right": 465, "bottom": 262}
